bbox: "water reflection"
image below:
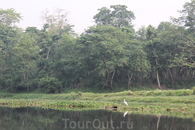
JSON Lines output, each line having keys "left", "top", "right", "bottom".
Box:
{"left": 0, "top": 107, "right": 194, "bottom": 130}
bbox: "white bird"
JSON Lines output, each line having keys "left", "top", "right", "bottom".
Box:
{"left": 124, "top": 99, "right": 128, "bottom": 106}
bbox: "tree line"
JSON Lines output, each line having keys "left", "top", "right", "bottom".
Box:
{"left": 0, "top": 1, "right": 195, "bottom": 93}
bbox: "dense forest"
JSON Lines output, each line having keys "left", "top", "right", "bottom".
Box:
{"left": 1, "top": 1, "right": 195, "bottom": 93}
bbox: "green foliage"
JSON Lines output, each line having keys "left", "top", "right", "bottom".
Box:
{"left": 77, "top": 25, "right": 150, "bottom": 88}
{"left": 77, "top": 25, "right": 129, "bottom": 88}
{"left": 171, "top": 0, "right": 195, "bottom": 33}
{"left": 38, "top": 76, "right": 62, "bottom": 93}
{"left": 193, "top": 87, "right": 195, "bottom": 95}
{"left": 41, "top": 8, "right": 76, "bottom": 36}
{"left": 94, "top": 5, "right": 135, "bottom": 28}
{"left": 11, "top": 34, "right": 39, "bottom": 91}
{"left": 0, "top": 8, "right": 22, "bottom": 26}
{"left": 1, "top": 2, "right": 195, "bottom": 93}
{"left": 0, "top": 22, "right": 21, "bottom": 91}
{"left": 0, "top": 89, "right": 194, "bottom": 104}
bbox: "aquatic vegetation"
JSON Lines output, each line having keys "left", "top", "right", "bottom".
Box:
{"left": 0, "top": 99, "right": 113, "bottom": 110}
{"left": 0, "top": 89, "right": 194, "bottom": 120}
{"left": 0, "top": 99, "right": 194, "bottom": 120}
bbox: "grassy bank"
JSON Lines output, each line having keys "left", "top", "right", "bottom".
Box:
{"left": 0, "top": 89, "right": 195, "bottom": 120}
{"left": 0, "top": 89, "right": 194, "bottom": 103}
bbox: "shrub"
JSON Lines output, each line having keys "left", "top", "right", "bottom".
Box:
{"left": 166, "top": 91, "right": 173, "bottom": 96}
{"left": 183, "top": 91, "right": 190, "bottom": 96}
{"left": 193, "top": 87, "right": 195, "bottom": 95}
{"left": 38, "top": 76, "right": 62, "bottom": 93}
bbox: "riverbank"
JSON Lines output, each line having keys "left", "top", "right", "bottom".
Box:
{"left": 0, "top": 89, "right": 195, "bottom": 119}
{"left": 0, "top": 89, "right": 194, "bottom": 103}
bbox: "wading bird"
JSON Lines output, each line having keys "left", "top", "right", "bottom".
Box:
{"left": 124, "top": 99, "right": 128, "bottom": 106}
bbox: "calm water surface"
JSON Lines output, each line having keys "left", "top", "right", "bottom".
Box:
{"left": 0, "top": 107, "right": 194, "bottom": 130}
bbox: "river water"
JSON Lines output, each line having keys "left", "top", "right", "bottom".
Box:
{"left": 0, "top": 107, "right": 194, "bottom": 130}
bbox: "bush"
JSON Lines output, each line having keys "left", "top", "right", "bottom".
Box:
{"left": 193, "top": 87, "right": 195, "bottom": 95}
{"left": 166, "top": 91, "right": 173, "bottom": 96}
{"left": 183, "top": 91, "right": 190, "bottom": 96}
{"left": 38, "top": 76, "right": 62, "bottom": 93}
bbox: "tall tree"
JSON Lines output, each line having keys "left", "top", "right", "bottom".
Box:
{"left": 0, "top": 8, "right": 22, "bottom": 26}
{"left": 93, "top": 5, "right": 135, "bottom": 28}
{"left": 41, "top": 8, "right": 75, "bottom": 38}
{"left": 0, "top": 8, "right": 22, "bottom": 91}
{"left": 77, "top": 25, "right": 129, "bottom": 88}
{"left": 145, "top": 25, "right": 162, "bottom": 88}
{"left": 52, "top": 34, "right": 78, "bottom": 88}
{"left": 157, "top": 22, "right": 187, "bottom": 85}
{"left": 171, "top": 0, "right": 195, "bottom": 33}
{"left": 12, "top": 34, "right": 39, "bottom": 91}
{"left": 125, "top": 42, "right": 150, "bottom": 87}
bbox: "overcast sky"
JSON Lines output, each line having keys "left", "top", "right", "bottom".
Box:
{"left": 1, "top": 0, "right": 191, "bottom": 34}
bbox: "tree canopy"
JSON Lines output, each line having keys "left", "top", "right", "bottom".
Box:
{"left": 93, "top": 5, "right": 135, "bottom": 28}
{"left": 0, "top": 8, "right": 22, "bottom": 26}
{"left": 1, "top": 2, "right": 195, "bottom": 93}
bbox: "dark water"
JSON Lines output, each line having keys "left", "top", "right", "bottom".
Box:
{"left": 0, "top": 107, "right": 194, "bottom": 130}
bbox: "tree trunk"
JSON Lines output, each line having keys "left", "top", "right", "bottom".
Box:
{"left": 23, "top": 73, "right": 26, "bottom": 80}
{"left": 127, "top": 70, "right": 133, "bottom": 87}
{"left": 46, "top": 46, "right": 51, "bottom": 59}
{"left": 27, "top": 74, "right": 29, "bottom": 92}
{"left": 155, "top": 57, "right": 161, "bottom": 89}
{"left": 110, "top": 68, "right": 115, "bottom": 88}
{"left": 5, "top": 54, "right": 8, "bottom": 69}
{"left": 156, "top": 70, "right": 161, "bottom": 89}
{"left": 168, "top": 68, "right": 174, "bottom": 85}
{"left": 102, "top": 70, "right": 109, "bottom": 89}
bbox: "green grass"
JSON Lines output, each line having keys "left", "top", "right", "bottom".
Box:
{"left": 0, "top": 89, "right": 195, "bottom": 120}
{"left": 0, "top": 98, "right": 194, "bottom": 120}
{"left": 0, "top": 89, "right": 194, "bottom": 104}
{"left": 193, "top": 87, "right": 195, "bottom": 95}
